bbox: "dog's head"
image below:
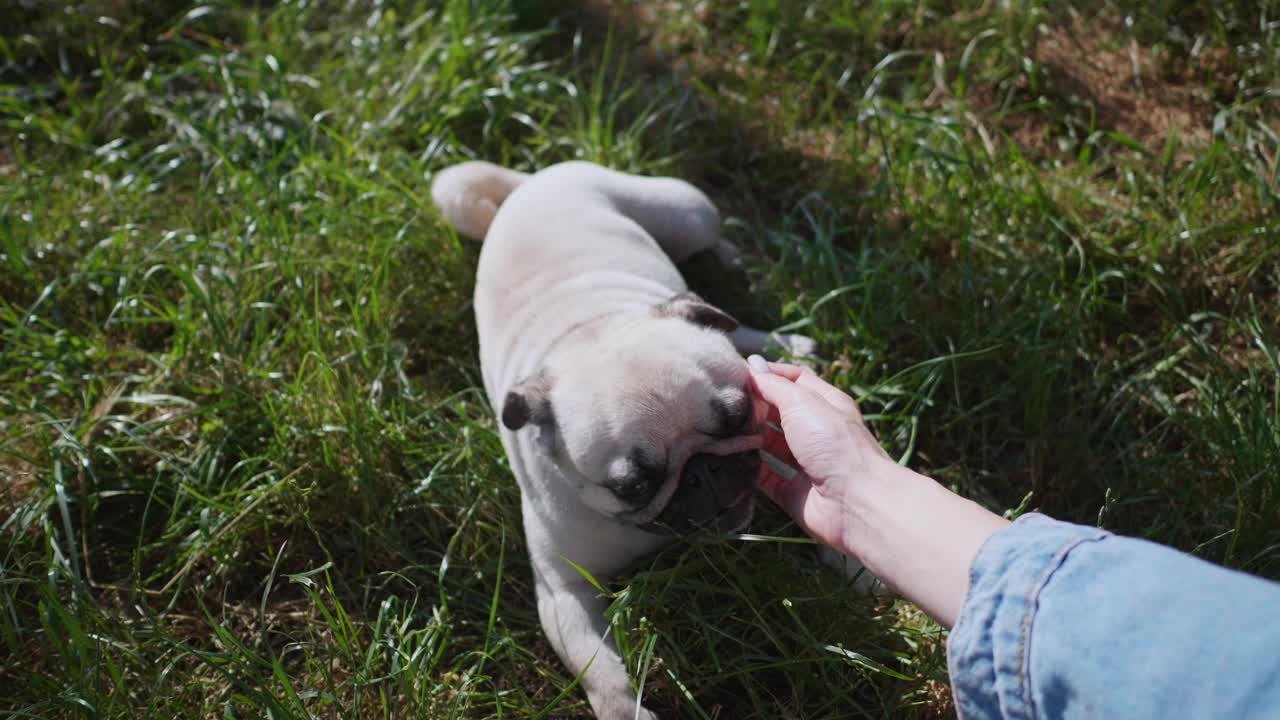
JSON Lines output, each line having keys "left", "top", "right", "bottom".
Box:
{"left": 501, "top": 293, "right": 763, "bottom": 534}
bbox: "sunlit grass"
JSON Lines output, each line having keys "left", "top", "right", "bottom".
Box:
{"left": 2, "top": 1, "right": 1277, "bottom": 717}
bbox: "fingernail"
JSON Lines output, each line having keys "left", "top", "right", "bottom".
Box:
{"left": 747, "top": 355, "right": 770, "bottom": 374}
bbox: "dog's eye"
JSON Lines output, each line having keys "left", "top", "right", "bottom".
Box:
{"left": 632, "top": 451, "right": 667, "bottom": 479}
{"left": 607, "top": 471, "right": 658, "bottom": 505}
{"left": 608, "top": 451, "right": 666, "bottom": 503}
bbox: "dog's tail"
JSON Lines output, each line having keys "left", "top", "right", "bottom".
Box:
{"left": 430, "top": 161, "right": 529, "bottom": 240}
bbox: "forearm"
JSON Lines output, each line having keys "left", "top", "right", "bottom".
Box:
{"left": 843, "top": 461, "right": 1010, "bottom": 628}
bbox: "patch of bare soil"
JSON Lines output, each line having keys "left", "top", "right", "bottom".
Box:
{"left": 1020, "top": 12, "right": 1233, "bottom": 161}
{"left": 0, "top": 143, "right": 14, "bottom": 177}
{"left": 0, "top": 422, "right": 41, "bottom": 514}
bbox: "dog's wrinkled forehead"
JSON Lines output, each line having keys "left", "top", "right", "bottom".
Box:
{"left": 613, "top": 370, "right": 752, "bottom": 438}
{"left": 549, "top": 317, "right": 752, "bottom": 473}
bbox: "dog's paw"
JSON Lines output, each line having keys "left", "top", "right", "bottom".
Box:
{"left": 713, "top": 238, "right": 743, "bottom": 267}
{"left": 732, "top": 327, "right": 818, "bottom": 364}
{"left": 779, "top": 332, "right": 817, "bottom": 361}
{"left": 597, "top": 698, "right": 658, "bottom": 720}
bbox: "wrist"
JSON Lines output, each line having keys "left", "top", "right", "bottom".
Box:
{"left": 842, "top": 462, "right": 1010, "bottom": 627}
{"left": 837, "top": 458, "right": 923, "bottom": 557}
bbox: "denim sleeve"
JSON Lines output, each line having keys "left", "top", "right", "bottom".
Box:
{"left": 947, "top": 513, "right": 1280, "bottom": 720}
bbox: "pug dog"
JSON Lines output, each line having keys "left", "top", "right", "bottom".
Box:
{"left": 430, "top": 160, "right": 813, "bottom": 719}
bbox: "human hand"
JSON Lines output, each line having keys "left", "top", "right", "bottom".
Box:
{"left": 747, "top": 355, "right": 894, "bottom": 557}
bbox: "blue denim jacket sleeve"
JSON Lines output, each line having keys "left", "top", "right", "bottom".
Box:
{"left": 947, "top": 513, "right": 1280, "bottom": 720}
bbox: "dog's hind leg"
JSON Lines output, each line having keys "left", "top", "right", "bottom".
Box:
{"left": 613, "top": 178, "right": 743, "bottom": 266}
{"left": 430, "top": 161, "right": 528, "bottom": 240}
{"left": 546, "top": 162, "right": 737, "bottom": 265}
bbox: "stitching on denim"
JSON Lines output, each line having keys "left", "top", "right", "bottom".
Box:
{"left": 951, "top": 527, "right": 1019, "bottom": 719}
{"left": 1017, "top": 528, "right": 1110, "bottom": 720}
{"left": 954, "top": 515, "right": 1045, "bottom": 720}
{"left": 953, "top": 514, "right": 1042, "bottom": 720}
{"left": 951, "top": 517, "right": 1023, "bottom": 720}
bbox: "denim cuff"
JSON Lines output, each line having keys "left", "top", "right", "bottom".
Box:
{"left": 946, "top": 513, "right": 1110, "bottom": 720}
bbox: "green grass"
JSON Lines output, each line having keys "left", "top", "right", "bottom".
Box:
{"left": 2, "top": 0, "right": 1277, "bottom": 717}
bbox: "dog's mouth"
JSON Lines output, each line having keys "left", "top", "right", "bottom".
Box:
{"left": 639, "top": 450, "right": 760, "bottom": 536}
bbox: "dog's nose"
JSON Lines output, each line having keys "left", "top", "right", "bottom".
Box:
{"left": 648, "top": 450, "right": 759, "bottom": 535}
{"left": 713, "top": 390, "right": 753, "bottom": 435}
{"left": 706, "top": 451, "right": 760, "bottom": 503}
{"left": 608, "top": 474, "right": 660, "bottom": 506}
{"left": 684, "top": 450, "right": 758, "bottom": 483}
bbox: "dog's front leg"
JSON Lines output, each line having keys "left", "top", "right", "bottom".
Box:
{"left": 533, "top": 562, "right": 656, "bottom": 720}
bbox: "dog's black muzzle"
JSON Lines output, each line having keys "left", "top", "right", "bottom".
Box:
{"left": 642, "top": 449, "right": 759, "bottom": 535}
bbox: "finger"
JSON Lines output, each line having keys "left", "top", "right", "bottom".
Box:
{"left": 750, "top": 358, "right": 852, "bottom": 434}
{"left": 751, "top": 367, "right": 853, "bottom": 428}
{"left": 748, "top": 371, "right": 831, "bottom": 422}
{"left": 747, "top": 368, "right": 781, "bottom": 428}
{"left": 767, "top": 361, "right": 861, "bottom": 417}
{"left": 762, "top": 397, "right": 781, "bottom": 427}
{"left": 762, "top": 362, "right": 807, "bottom": 380}
{"left": 795, "top": 375, "right": 861, "bottom": 418}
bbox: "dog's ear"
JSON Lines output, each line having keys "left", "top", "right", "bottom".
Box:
{"left": 502, "top": 372, "right": 553, "bottom": 430}
{"left": 654, "top": 292, "right": 739, "bottom": 333}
